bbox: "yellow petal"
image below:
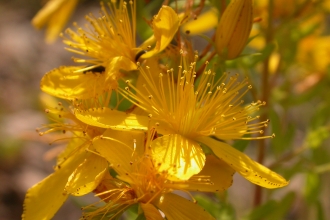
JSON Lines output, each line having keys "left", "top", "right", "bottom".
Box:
{"left": 105, "top": 56, "right": 137, "bottom": 83}
{"left": 151, "top": 134, "right": 205, "bottom": 180}
{"left": 64, "top": 154, "right": 108, "bottom": 196}
{"left": 56, "top": 133, "right": 89, "bottom": 168}
{"left": 32, "top": 0, "right": 66, "bottom": 29}
{"left": 102, "top": 128, "right": 146, "bottom": 158}
{"left": 182, "top": 155, "right": 235, "bottom": 192}
{"left": 92, "top": 130, "right": 139, "bottom": 177}
{"left": 140, "top": 203, "right": 164, "bottom": 220}
{"left": 197, "top": 136, "right": 289, "bottom": 188}
{"left": 45, "top": 0, "right": 79, "bottom": 43}
{"left": 182, "top": 9, "right": 218, "bottom": 35}
{"left": 142, "top": 6, "right": 179, "bottom": 59}
{"left": 22, "top": 151, "right": 87, "bottom": 220}
{"left": 40, "top": 66, "right": 108, "bottom": 100}
{"left": 74, "top": 107, "right": 149, "bottom": 131}
{"left": 93, "top": 172, "right": 125, "bottom": 203}
{"left": 155, "top": 193, "right": 215, "bottom": 220}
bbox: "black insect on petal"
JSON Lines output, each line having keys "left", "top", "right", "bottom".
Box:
{"left": 135, "top": 50, "right": 147, "bottom": 62}
{"left": 83, "top": 66, "right": 105, "bottom": 74}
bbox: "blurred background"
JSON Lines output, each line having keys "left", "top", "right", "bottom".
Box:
{"left": 1, "top": 0, "right": 330, "bottom": 220}
{"left": 0, "top": 1, "right": 100, "bottom": 219}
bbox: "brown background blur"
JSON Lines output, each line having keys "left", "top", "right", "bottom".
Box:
{"left": 0, "top": 1, "right": 101, "bottom": 219}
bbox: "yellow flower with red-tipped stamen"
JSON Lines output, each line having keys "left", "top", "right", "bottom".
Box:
{"left": 75, "top": 51, "right": 288, "bottom": 188}
{"left": 82, "top": 128, "right": 233, "bottom": 220}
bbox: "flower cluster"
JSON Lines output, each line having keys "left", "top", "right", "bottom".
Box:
{"left": 24, "top": 0, "right": 288, "bottom": 219}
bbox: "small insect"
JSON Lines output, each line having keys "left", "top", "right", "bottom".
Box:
{"left": 135, "top": 50, "right": 147, "bottom": 62}
{"left": 83, "top": 66, "right": 105, "bottom": 74}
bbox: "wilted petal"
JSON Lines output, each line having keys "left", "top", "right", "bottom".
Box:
{"left": 64, "top": 154, "right": 108, "bottom": 196}
{"left": 151, "top": 134, "right": 205, "bottom": 180}
{"left": 155, "top": 193, "right": 215, "bottom": 220}
{"left": 142, "top": 6, "right": 179, "bottom": 59}
{"left": 197, "top": 136, "right": 289, "bottom": 189}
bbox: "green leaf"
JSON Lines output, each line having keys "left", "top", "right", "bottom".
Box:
{"left": 232, "top": 139, "right": 249, "bottom": 152}
{"left": 316, "top": 200, "right": 325, "bottom": 220}
{"left": 244, "top": 200, "right": 277, "bottom": 220}
{"left": 305, "top": 127, "right": 330, "bottom": 149}
{"left": 244, "top": 192, "right": 295, "bottom": 220}
{"left": 304, "top": 172, "right": 320, "bottom": 204}
{"left": 270, "top": 109, "right": 295, "bottom": 156}
{"left": 266, "top": 192, "right": 295, "bottom": 220}
{"left": 310, "top": 103, "right": 330, "bottom": 129}
{"left": 194, "top": 193, "right": 236, "bottom": 220}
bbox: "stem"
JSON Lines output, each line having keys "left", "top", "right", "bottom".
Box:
{"left": 193, "top": 0, "right": 206, "bottom": 17}
{"left": 268, "top": 145, "right": 307, "bottom": 169}
{"left": 196, "top": 50, "right": 217, "bottom": 78}
{"left": 198, "top": 34, "right": 215, "bottom": 60}
{"left": 253, "top": 0, "right": 274, "bottom": 208}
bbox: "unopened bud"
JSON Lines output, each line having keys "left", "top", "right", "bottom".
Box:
{"left": 215, "top": 0, "right": 253, "bottom": 60}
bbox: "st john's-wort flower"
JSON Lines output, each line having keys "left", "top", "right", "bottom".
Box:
{"left": 40, "top": 0, "right": 180, "bottom": 102}
{"left": 81, "top": 128, "right": 233, "bottom": 220}
{"left": 22, "top": 103, "right": 110, "bottom": 220}
{"left": 74, "top": 52, "right": 288, "bottom": 188}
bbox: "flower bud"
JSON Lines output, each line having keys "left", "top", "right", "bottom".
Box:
{"left": 215, "top": 0, "right": 253, "bottom": 60}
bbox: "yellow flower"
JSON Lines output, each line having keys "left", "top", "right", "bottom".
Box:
{"left": 40, "top": 1, "right": 179, "bottom": 101}
{"left": 32, "top": 0, "right": 78, "bottom": 43}
{"left": 22, "top": 139, "right": 109, "bottom": 220}
{"left": 22, "top": 104, "right": 108, "bottom": 220}
{"left": 215, "top": 0, "right": 253, "bottom": 60}
{"left": 182, "top": 8, "right": 218, "bottom": 35}
{"left": 254, "top": 0, "right": 317, "bottom": 21}
{"left": 82, "top": 128, "right": 233, "bottom": 219}
{"left": 75, "top": 52, "right": 288, "bottom": 188}
{"left": 297, "top": 36, "right": 330, "bottom": 74}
